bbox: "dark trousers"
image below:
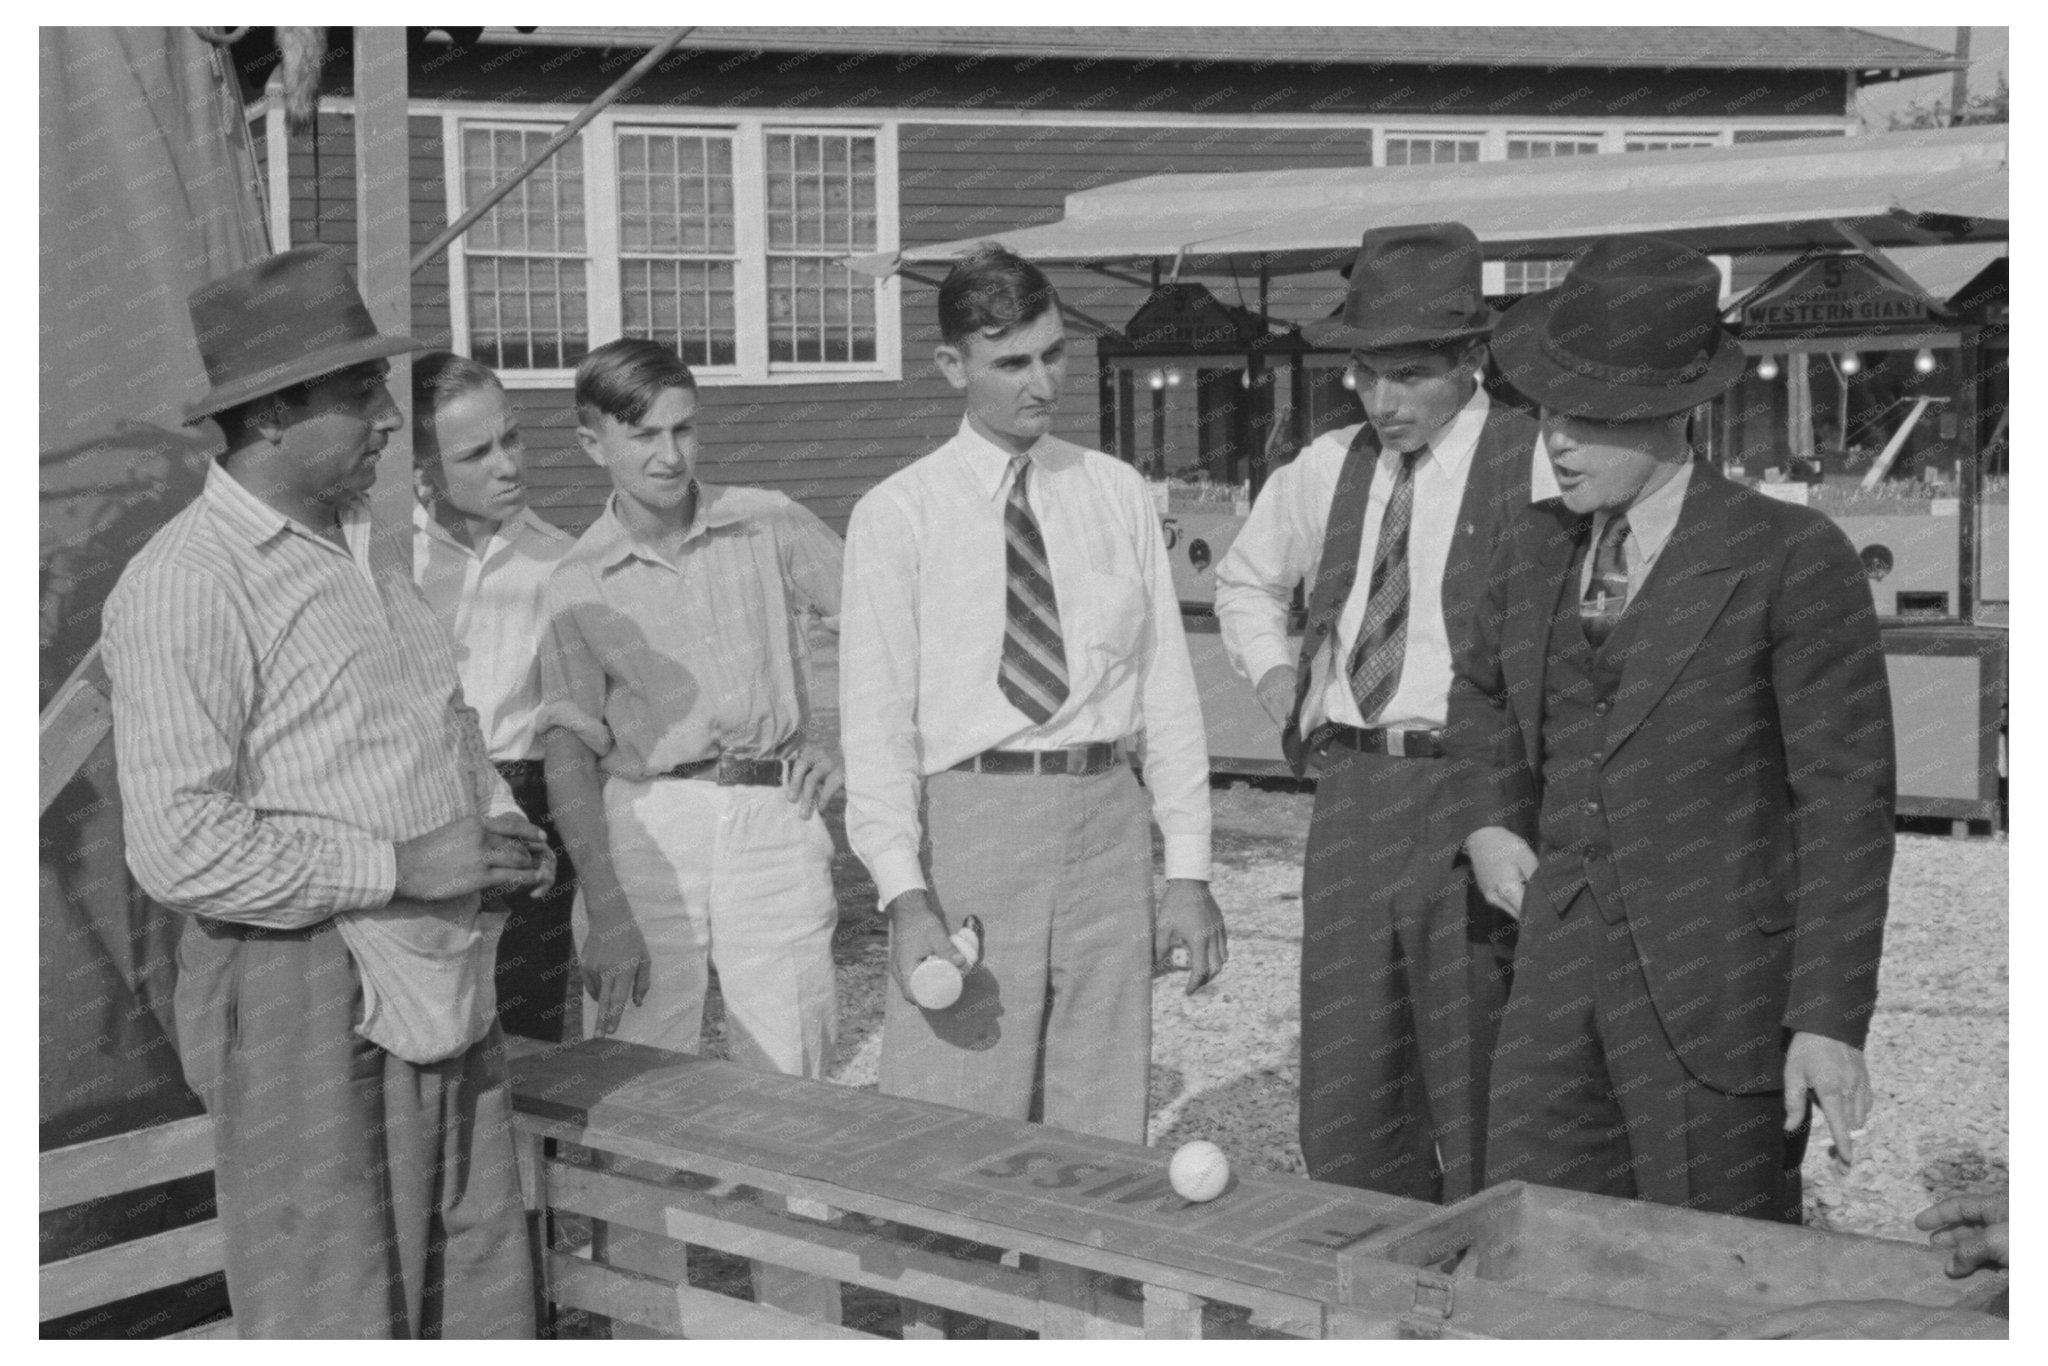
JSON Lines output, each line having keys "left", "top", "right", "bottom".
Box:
{"left": 1298, "top": 747, "right": 1516, "bottom": 1202}
{"left": 487, "top": 760, "right": 577, "bottom": 1043}
{"left": 1485, "top": 879, "right": 1808, "bottom": 1223}
{"left": 176, "top": 918, "right": 534, "bottom": 1338}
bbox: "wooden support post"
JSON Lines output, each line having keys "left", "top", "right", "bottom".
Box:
{"left": 751, "top": 1195, "right": 843, "bottom": 1325}
{"left": 351, "top": 25, "right": 413, "bottom": 582}
{"left": 1142, "top": 1284, "right": 1205, "bottom": 1339}
{"left": 1040, "top": 1261, "right": 1128, "bottom": 1338}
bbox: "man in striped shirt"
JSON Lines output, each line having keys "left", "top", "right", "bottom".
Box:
{"left": 102, "top": 250, "right": 548, "bottom": 1338}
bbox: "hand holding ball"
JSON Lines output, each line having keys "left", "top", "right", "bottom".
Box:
{"left": 1169, "top": 1140, "right": 1231, "bottom": 1203}
{"left": 908, "top": 917, "right": 984, "bottom": 1010}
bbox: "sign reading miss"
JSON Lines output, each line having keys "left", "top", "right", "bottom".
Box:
{"left": 1742, "top": 255, "right": 1938, "bottom": 333}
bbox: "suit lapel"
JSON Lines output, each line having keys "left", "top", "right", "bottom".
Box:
{"left": 1507, "top": 505, "right": 1583, "bottom": 775}
{"left": 1601, "top": 465, "right": 1744, "bottom": 755}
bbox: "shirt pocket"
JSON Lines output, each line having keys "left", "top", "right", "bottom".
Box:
{"left": 1069, "top": 569, "right": 1147, "bottom": 669}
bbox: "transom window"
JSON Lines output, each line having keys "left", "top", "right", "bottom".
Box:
{"left": 1501, "top": 260, "right": 1573, "bottom": 293}
{"left": 1506, "top": 137, "right": 1600, "bottom": 159}
{"left": 1625, "top": 136, "right": 1721, "bottom": 152}
{"left": 448, "top": 115, "right": 898, "bottom": 386}
{"left": 1384, "top": 135, "right": 1480, "bottom": 166}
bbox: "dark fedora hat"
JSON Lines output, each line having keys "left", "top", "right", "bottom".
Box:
{"left": 183, "top": 247, "right": 424, "bottom": 423}
{"left": 1490, "top": 234, "right": 1745, "bottom": 421}
{"left": 1303, "top": 221, "right": 1496, "bottom": 351}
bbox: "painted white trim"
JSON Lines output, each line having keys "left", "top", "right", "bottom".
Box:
{"left": 382, "top": 95, "right": 1856, "bottom": 136}
{"left": 263, "top": 79, "right": 291, "bottom": 251}
{"left": 440, "top": 109, "right": 468, "bottom": 353}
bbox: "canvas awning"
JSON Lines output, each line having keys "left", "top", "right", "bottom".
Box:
{"left": 847, "top": 124, "right": 2007, "bottom": 280}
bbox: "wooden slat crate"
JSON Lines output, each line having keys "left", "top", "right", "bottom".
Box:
{"left": 1334, "top": 1180, "right": 2005, "bottom": 1338}
{"left": 38, "top": 1113, "right": 235, "bottom": 1337}
{"left": 508, "top": 1038, "right": 1435, "bottom": 1338}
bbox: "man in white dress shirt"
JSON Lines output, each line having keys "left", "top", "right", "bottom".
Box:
{"left": 1214, "top": 223, "right": 1549, "bottom": 1202}
{"left": 841, "top": 243, "right": 1227, "bottom": 1144}
{"left": 413, "top": 352, "right": 578, "bottom": 1040}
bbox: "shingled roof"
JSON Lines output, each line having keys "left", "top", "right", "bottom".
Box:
{"left": 477, "top": 26, "right": 1959, "bottom": 80}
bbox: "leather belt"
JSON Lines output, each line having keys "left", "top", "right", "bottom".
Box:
{"left": 952, "top": 741, "right": 1127, "bottom": 777}
{"left": 1309, "top": 723, "right": 1444, "bottom": 760}
{"left": 658, "top": 754, "right": 787, "bottom": 787}
{"left": 494, "top": 758, "right": 546, "bottom": 785}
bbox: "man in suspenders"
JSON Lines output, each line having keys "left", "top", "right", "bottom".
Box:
{"left": 1215, "top": 223, "right": 1548, "bottom": 1202}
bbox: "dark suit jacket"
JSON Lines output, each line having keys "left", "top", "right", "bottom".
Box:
{"left": 1281, "top": 401, "right": 1540, "bottom": 774}
{"left": 1437, "top": 463, "right": 1895, "bottom": 1094}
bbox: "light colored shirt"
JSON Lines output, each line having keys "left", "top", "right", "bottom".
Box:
{"left": 102, "top": 459, "right": 514, "bottom": 932}
{"left": 1582, "top": 459, "right": 1694, "bottom": 599}
{"left": 413, "top": 503, "right": 575, "bottom": 762}
{"left": 840, "top": 419, "right": 1213, "bottom": 906}
{"left": 1217, "top": 386, "right": 1508, "bottom": 734}
{"left": 540, "top": 483, "right": 842, "bottom": 780}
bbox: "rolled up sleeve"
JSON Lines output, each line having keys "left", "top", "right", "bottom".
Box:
{"left": 537, "top": 568, "right": 615, "bottom": 759}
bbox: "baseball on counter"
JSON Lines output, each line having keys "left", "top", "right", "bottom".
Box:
{"left": 1169, "top": 1139, "right": 1232, "bottom": 1203}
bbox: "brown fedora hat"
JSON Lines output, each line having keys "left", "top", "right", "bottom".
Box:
{"left": 183, "top": 247, "right": 423, "bottom": 423}
{"left": 1490, "top": 234, "right": 1745, "bottom": 421}
{"left": 1303, "top": 221, "right": 1496, "bottom": 350}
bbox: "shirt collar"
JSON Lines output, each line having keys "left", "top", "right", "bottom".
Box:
{"left": 1403, "top": 384, "right": 1488, "bottom": 478}
{"left": 951, "top": 417, "right": 1076, "bottom": 501}
{"left": 592, "top": 482, "right": 747, "bottom": 569}
{"left": 414, "top": 500, "right": 549, "bottom": 559}
{"left": 204, "top": 457, "right": 368, "bottom": 552}
{"left": 1600, "top": 459, "right": 1694, "bottom": 566}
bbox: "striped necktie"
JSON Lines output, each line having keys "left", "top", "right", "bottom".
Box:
{"left": 1346, "top": 447, "right": 1425, "bottom": 723}
{"left": 1581, "top": 514, "right": 1631, "bottom": 647}
{"left": 997, "top": 456, "right": 1070, "bottom": 724}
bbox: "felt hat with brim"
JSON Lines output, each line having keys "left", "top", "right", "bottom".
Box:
{"left": 1303, "top": 221, "right": 1496, "bottom": 351}
{"left": 182, "top": 247, "right": 424, "bottom": 423}
{"left": 1490, "top": 233, "right": 1745, "bottom": 421}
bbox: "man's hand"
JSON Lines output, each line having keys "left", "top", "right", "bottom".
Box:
{"left": 1463, "top": 826, "right": 1538, "bottom": 918}
{"left": 1728, "top": 1301, "right": 2006, "bottom": 1340}
{"left": 1916, "top": 1194, "right": 2009, "bottom": 1276}
{"left": 783, "top": 744, "right": 844, "bottom": 820}
{"left": 1783, "top": 1031, "right": 1872, "bottom": 1166}
{"left": 1155, "top": 879, "right": 1228, "bottom": 995}
{"left": 394, "top": 815, "right": 523, "bottom": 901}
{"left": 1253, "top": 664, "right": 1297, "bottom": 731}
{"left": 885, "top": 889, "right": 967, "bottom": 1004}
{"left": 580, "top": 893, "right": 650, "bottom": 1037}
{"left": 484, "top": 812, "right": 555, "bottom": 896}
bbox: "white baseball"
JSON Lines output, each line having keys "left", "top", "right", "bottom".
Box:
{"left": 909, "top": 956, "right": 964, "bottom": 1010}
{"left": 1168, "top": 1140, "right": 1231, "bottom": 1203}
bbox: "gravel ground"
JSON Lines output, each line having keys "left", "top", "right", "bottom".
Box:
{"left": 700, "top": 776, "right": 2008, "bottom": 1250}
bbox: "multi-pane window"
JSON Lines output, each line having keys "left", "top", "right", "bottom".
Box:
{"left": 1501, "top": 260, "right": 1572, "bottom": 293}
{"left": 1384, "top": 135, "right": 1480, "bottom": 166}
{"left": 1625, "top": 136, "right": 1721, "bottom": 152}
{"left": 617, "top": 129, "right": 738, "bottom": 368}
{"left": 462, "top": 126, "right": 588, "bottom": 370}
{"left": 765, "top": 132, "right": 879, "bottom": 364}
{"left": 1506, "top": 137, "right": 1600, "bottom": 159}
{"left": 451, "top": 117, "right": 893, "bottom": 382}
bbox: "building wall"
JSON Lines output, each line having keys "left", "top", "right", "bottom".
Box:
{"left": 280, "top": 46, "right": 1862, "bottom": 534}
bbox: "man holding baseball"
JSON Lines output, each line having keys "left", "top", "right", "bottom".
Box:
{"left": 840, "top": 243, "right": 1227, "bottom": 1145}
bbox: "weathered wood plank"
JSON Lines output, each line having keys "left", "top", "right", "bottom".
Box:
{"left": 165, "top": 1316, "right": 237, "bottom": 1340}
{"left": 39, "top": 670, "right": 112, "bottom": 816}
{"left": 1040, "top": 1260, "right": 1141, "bottom": 1339}
{"left": 550, "top": 1159, "right": 1050, "bottom": 1332}
{"left": 39, "top": 1220, "right": 226, "bottom": 1322}
{"left": 545, "top": 1251, "right": 874, "bottom": 1339}
{"left": 39, "top": 1114, "right": 214, "bottom": 1214}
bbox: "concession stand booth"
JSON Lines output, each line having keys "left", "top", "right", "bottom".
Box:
{"left": 849, "top": 125, "right": 2010, "bottom": 812}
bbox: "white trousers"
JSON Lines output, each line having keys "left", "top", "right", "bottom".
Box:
{"left": 577, "top": 776, "right": 838, "bottom": 1078}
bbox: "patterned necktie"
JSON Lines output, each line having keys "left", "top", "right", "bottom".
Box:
{"left": 1581, "top": 514, "right": 1632, "bottom": 647}
{"left": 997, "top": 457, "right": 1070, "bottom": 724}
{"left": 1346, "top": 447, "right": 1425, "bottom": 723}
